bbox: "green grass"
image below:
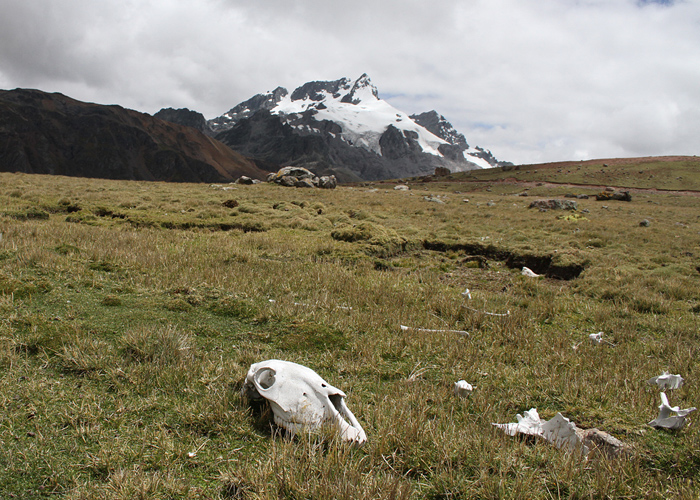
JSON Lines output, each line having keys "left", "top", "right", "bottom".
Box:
{"left": 0, "top": 166, "right": 699, "bottom": 499}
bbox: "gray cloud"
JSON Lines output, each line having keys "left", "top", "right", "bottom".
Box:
{"left": 1, "top": 0, "right": 698, "bottom": 164}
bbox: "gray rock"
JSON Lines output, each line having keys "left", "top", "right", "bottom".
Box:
{"left": 575, "top": 428, "right": 632, "bottom": 459}
{"left": 278, "top": 176, "right": 297, "bottom": 187}
{"left": 235, "top": 176, "right": 255, "bottom": 185}
{"left": 273, "top": 166, "right": 315, "bottom": 180}
{"left": 529, "top": 199, "right": 578, "bottom": 211}
{"left": 596, "top": 191, "right": 632, "bottom": 201}
{"left": 639, "top": 219, "right": 651, "bottom": 227}
{"left": 318, "top": 175, "right": 337, "bottom": 189}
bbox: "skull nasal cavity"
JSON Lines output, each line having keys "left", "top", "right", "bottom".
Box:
{"left": 256, "top": 368, "right": 276, "bottom": 389}
{"left": 329, "top": 394, "right": 343, "bottom": 412}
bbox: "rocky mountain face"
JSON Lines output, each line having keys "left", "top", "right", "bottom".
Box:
{"left": 153, "top": 107, "right": 209, "bottom": 135}
{"left": 0, "top": 89, "right": 268, "bottom": 183}
{"left": 158, "top": 74, "right": 509, "bottom": 181}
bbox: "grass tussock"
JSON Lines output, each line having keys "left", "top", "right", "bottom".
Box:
{"left": 0, "top": 169, "right": 699, "bottom": 498}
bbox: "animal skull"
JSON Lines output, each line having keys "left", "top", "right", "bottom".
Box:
{"left": 243, "top": 359, "right": 367, "bottom": 445}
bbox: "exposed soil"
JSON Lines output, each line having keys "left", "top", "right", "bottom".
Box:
{"left": 489, "top": 178, "right": 700, "bottom": 197}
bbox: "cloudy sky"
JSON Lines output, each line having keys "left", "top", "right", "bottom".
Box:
{"left": 1, "top": 0, "right": 698, "bottom": 164}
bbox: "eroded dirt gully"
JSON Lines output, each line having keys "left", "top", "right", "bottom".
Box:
{"left": 485, "top": 178, "right": 700, "bottom": 197}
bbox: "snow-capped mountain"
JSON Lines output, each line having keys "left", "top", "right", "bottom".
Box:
{"left": 160, "top": 74, "right": 508, "bottom": 181}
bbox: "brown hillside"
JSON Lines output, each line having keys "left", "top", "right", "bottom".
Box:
{"left": 0, "top": 88, "right": 269, "bottom": 183}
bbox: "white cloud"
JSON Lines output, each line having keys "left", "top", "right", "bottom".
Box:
{"left": 1, "top": 0, "right": 698, "bottom": 164}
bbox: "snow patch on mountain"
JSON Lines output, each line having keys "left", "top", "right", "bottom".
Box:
{"left": 271, "top": 74, "right": 447, "bottom": 158}
{"left": 462, "top": 149, "right": 494, "bottom": 169}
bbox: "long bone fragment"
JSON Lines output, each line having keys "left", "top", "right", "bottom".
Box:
{"left": 400, "top": 325, "right": 469, "bottom": 336}
{"left": 462, "top": 306, "right": 511, "bottom": 317}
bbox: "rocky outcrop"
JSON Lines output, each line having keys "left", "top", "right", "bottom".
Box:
{"left": 410, "top": 110, "right": 469, "bottom": 148}
{"left": 209, "top": 87, "right": 288, "bottom": 133}
{"left": 267, "top": 166, "right": 336, "bottom": 189}
{"left": 529, "top": 199, "right": 578, "bottom": 211}
{"left": 378, "top": 125, "right": 422, "bottom": 160}
{"left": 153, "top": 107, "right": 211, "bottom": 135}
{"left": 0, "top": 89, "right": 268, "bottom": 183}
{"left": 596, "top": 191, "right": 632, "bottom": 201}
{"left": 411, "top": 110, "right": 509, "bottom": 169}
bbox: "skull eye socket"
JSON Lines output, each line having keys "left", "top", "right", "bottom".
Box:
{"left": 255, "top": 367, "right": 276, "bottom": 389}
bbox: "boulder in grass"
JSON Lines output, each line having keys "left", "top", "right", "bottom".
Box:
{"left": 318, "top": 175, "right": 337, "bottom": 189}
{"left": 529, "top": 199, "right": 578, "bottom": 211}
{"left": 267, "top": 166, "right": 336, "bottom": 189}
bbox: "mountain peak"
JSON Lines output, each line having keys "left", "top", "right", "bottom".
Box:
{"left": 410, "top": 110, "right": 469, "bottom": 148}
{"left": 290, "top": 77, "right": 352, "bottom": 102}
{"left": 210, "top": 86, "right": 288, "bottom": 132}
{"left": 206, "top": 74, "right": 506, "bottom": 179}
{"left": 341, "top": 73, "right": 379, "bottom": 104}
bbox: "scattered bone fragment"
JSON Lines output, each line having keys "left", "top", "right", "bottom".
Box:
{"left": 521, "top": 267, "right": 542, "bottom": 278}
{"left": 492, "top": 408, "right": 543, "bottom": 438}
{"left": 463, "top": 306, "right": 510, "bottom": 317}
{"left": 541, "top": 413, "right": 588, "bottom": 454}
{"left": 454, "top": 380, "right": 473, "bottom": 398}
{"left": 242, "top": 360, "right": 366, "bottom": 445}
{"left": 400, "top": 325, "right": 469, "bottom": 336}
{"left": 589, "top": 332, "right": 604, "bottom": 344}
{"left": 461, "top": 288, "right": 472, "bottom": 300}
{"left": 588, "top": 332, "right": 616, "bottom": 346}
{"left": 648, "top": 392, "right": 696, "bottom": 430}
{"left": 406, "top": 363, "right": 433, "bottom": 381}
{"left": 647, "top": 371, "right": 684, "bottom": 390}
{"left": 493, "top": 409, "right": 585, "bottom": 452}
{"left": 493, "top": 409, "right": 630, "bottom": 457}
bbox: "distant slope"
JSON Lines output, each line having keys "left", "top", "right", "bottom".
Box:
{"left": 443, "top": 156, "right": 700, "bottom": 192}
{"left": 0, "top": 89, "right": 268, "bottom": 183}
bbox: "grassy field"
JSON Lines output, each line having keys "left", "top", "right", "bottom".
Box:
{"left": 0, "top": 161, "right": 699, "bottom": 499}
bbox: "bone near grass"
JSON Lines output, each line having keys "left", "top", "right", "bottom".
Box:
{"left": 0, "top": 166, "right": 699, "bottom": 499}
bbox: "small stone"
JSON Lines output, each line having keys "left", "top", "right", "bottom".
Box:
{"left": 639, "top": 219, "right": 650, "bottom": 227}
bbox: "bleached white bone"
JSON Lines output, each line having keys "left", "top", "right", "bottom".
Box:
{"left": 541, "top": 413, "right": 588, "bottom": 454}
{"left": 647, "top": 371, "right": 684, "bottom": 390}
{"left": 588, "top": 332, "right": 616, "bottom": 346}
{"left": 400, "top": 325, "right": 469, "bottom": 336}
{"left": 454, "top": 380, "right": 473, "bottom": 398}
{"left": 243, "top": 360, "right": 366, "bottom": 445}
{"left": 648, "top": 392, "right": 696, "bottom": 430}
{"left": 492, "top": 408, "right": 543, "bottom": 437}
{"left": 522, "top": 267, "right": 542, "bottom": 278}
{"left": 493, "top": 408, "right": 588, "bottom": 454}
{"left": 589, "top": 332, "right": 603, "bottom": 344}
{"left": 463, "top": 306, "right": 511, "bottom": 317}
